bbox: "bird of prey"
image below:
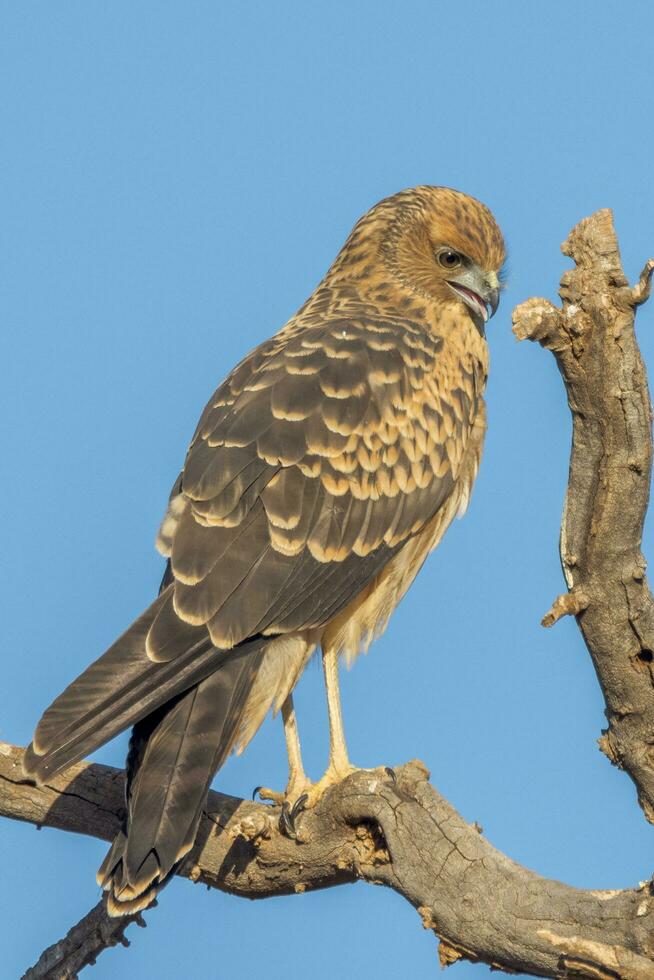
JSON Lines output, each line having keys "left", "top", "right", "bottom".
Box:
{"left": 24, "top": 186, "right": 505, "bottom": 916}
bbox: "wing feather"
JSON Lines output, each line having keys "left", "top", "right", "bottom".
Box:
{"left": 161, "top": 314, "right": 481, "bottom": 655}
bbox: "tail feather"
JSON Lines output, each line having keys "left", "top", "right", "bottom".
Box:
{"left": 24, "top": 593, "right": 166, "bottom": 772}
{"left": 24, "top": 583, "right": 269, "bottom": 916}
{"left": 98, "top": 643, "right": 265, "bottom": 915}
{"left": 22, "top": 588, "right": 246, "bottom": 783}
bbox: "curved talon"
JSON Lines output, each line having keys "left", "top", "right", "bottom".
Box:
{"left": 290, "top": 793, "right": 308, "bottom": 821}
{"left": 278, "top": 793, "right": 309, "bottom": 840}
{"left": 384, "top": 766, "right": 397, "bottom": 783}
{"left": 279, "top": 802, "right": 297, "bottom": 839}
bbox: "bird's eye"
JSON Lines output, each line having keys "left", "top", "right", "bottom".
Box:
{"left": 437, "top": 249, "right": 462, "bottom": 270}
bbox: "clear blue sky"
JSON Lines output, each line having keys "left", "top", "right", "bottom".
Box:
{"left": 2, "top": 3, "right": 653, "bottom": 977}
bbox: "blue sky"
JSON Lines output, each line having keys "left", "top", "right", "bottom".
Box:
{"left": 2, "top": 2, "right": 654, "bottom": 977}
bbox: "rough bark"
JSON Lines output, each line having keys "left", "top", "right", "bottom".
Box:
{"left": 2, "top": 742, "right": 654, "bottom": 980}
{"left": 4, "top": 208, "right": 654, "bottom": 979}
{"left": 513, "top": 211, "right": 654, "bottom": 821}
{"left": 22, "top": 901, "right": 145, "bottom": 980}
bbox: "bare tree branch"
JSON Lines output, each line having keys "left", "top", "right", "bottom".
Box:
{"left": 513, "top": 209, "right": 654, "bottom": 822}
{"left": 22, "top": 901, "right": 145, "bottom": 980}
{"left": 5, "top": 208, "right": 654, "bottom": 978}
{"left": 2, "top": 741, "right": 654, "bottom": 979}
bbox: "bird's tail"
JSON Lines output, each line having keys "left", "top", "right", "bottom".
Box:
{"left": 97, "top": 644, "right": 264, "bottom": 916}
{"left": 22, "top": 586, "right": 252, "bottom": 783}
{"left": 23, "top": 585, "right": 267, "bottom": 915}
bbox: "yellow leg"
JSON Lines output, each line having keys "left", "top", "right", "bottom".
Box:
{"left": 322, "top": 644, "right": 353, "bottom": 777}
{"left": 280, "top": 694, "right": 311, "bottom": 797}
{"left": 257, "top": 693, "right": 311, "bottom": 804}
{"left": 258, "top": 649, "right": 364, "bottom": 811}
{"left": 292, "top": 646, "right": 357, "bottom": 808}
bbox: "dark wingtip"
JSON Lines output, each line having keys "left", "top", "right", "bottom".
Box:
{"left": 21, "top": 741, "right": 74, "bottom": 785}
{"left": 21, "top": 743, "right": 44, "bottom": 783}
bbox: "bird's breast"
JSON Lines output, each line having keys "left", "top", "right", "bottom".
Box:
{"left": 321, "top": 391, "right": 486, "bottom": 667}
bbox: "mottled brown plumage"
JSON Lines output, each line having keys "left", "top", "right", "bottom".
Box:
{"left": 24, "top": 185, "right": 505, "bottom": 915}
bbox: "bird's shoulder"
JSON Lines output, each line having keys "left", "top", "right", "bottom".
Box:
{"left": 157, "top": 311, "right": 486, "bottom": 560}
{"left": 151, "top": 311, "right": 486, "bottom": 650}
{"left": 193, "top": 310, "right": 484, "bottom": 462}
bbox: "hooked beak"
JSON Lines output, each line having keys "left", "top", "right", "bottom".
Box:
{"left": 486, "top": 282, "right": 500, "bottom": 319}
{"left": 447, "top": 268, "right": 501, "bottom": 325}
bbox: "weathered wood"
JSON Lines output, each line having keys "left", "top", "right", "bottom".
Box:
{"left": 513, "top": 211, "right": 654, "bottom": 822}
{"left": 3, "top": 741, "right": 654, "bottom": 979}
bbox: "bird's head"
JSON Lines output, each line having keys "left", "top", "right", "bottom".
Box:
{"left": 334, "top": 186, "right": 506, "bottom": 332}
{"left": 385, "top": 186, "right": 506, "bottom": 330}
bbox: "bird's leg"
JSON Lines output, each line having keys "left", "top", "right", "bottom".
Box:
{"left": 322, "top": 644, "right": 355, "bottom": 779}
{"left": 280, "top": 694, "right": 311, "bottom": 798}
{"left": 256, "top": 648, "right": 354, "bottom": 812}
{"left": 286, "top": 646, "right": 358, "bottom": 814}
{"left": 255, "top": 694, "right": 311, "bottom": 805}
{"left": 299, "top": 644, "right": 397, "bottom": 810}
{"left": 259, "top": 650, "right": 392, "bottom": 832}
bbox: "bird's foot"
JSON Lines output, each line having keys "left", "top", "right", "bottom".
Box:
{"left": 254, "top": 772, "right": 312, "bottom": 807}
{"left": 281, "top": 763, "right": 396, "bottom": 836}
{"left": 273, "top": 764, "right": 355, "bottom": 839}
{"left": 293, "top": 761, "right": 357, "bottom": 810}
{"left": 255, "top": 765, "right": 396, "bottom": 839}
{"left": 253, "top": 775, "right": 312, "bottom": 840}
{"left": 279, "top": 793, "right": 310, "bottom": 839}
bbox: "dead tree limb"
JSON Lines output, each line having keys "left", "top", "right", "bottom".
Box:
{"left": 513, "top": 210, "right": 654, "bottom": 822}
{"left": 2, "top": 740, "right": 654, "bottom": 979}
{"left": 22, "top": 901, "right": 145, "bottom": 980}
{"left": 4, "top": 208, "right": 654, "bottom": 979}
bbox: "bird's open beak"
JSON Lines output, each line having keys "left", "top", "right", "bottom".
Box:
{"left": 447, "top": 268, "right": 501, "bottom": 324}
